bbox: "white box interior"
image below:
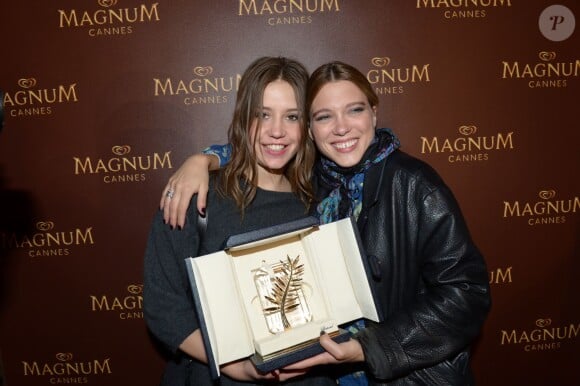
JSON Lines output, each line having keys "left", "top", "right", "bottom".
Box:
{"left": 186, "top": 217, "right": 380, "bottom": 376}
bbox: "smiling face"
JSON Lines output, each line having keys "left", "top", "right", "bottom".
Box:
{"left": 309, "top": 80, "right": 377, "bottom": 168}
{"left": 250, "top": 79, "right": 302, "bottom": 184}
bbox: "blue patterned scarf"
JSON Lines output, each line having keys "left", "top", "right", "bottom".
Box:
{"left": 316, "top": 128, "right": 400, "bottom": 223}
{"left": 315, "top": 128, "right": 399, "bottom": 386}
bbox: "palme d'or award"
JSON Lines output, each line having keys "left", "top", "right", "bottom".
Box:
{"left": 186, "top": 216, "right": 382, "bottom": 379}
{"left": 253, "top": 255, "right": 312, "bottom": 334}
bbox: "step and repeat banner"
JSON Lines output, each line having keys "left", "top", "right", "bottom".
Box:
{"left": 0, "top": 1, "right": 578, "bottom": 385}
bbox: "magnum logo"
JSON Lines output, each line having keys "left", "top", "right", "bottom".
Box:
{"left": 3, "top": 78, "right": 78, "bottom": 118}
{"left": 501, "top": 318, "right": 579, "bottom": 352}
{"left": 58, "top": 0, "right": 160, "bottom": 36}
{"left": 502, "top": 51, "right": 579, "bottom": 88}
{"left": 90, "top": 284, "right": 143, "bottom": 320}
{"left": 22, "top": 352, "right": 112, "bottom": 383}
{"left": 0, "top": 221, "right": 94, "bottom": 257}
{"left": 416, "top": 0, "right": 512, "bottom": 19}
{"left": 489, "top": 266, "right": 512, "bottom": 284}
{"left": 238, "top": 0, "right": 341, "bottom": 26}
{"left": 503, "top": 190, "right": 579, "bottom": 226}
{"left": 73, "top": 145, "right": 172, "bottom": 183}
{"left": 421, "top": 125, "right": 514, "bottom": 163}
{"left": 367, "top": 57, "right": 431, "bottom": 95}
{"left": 153, "top": 66, "right": 240, "bottom": 105}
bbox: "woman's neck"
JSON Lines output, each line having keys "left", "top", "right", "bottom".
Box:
{"left": 257, "top": 170, "right": 292, "bottom": 192}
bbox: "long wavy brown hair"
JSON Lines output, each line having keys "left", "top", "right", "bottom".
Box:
{"left": 218, "top": 57, "right": 315, "bottom": 215}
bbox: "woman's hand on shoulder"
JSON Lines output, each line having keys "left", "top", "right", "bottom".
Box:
{"left": 160, "top": 154, "right": 214, "bottom": 229}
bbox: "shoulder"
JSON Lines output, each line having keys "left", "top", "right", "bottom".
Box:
{"left": 369, "top": 150, "right": 462, "bottom": 210}
{"left": 383, "top": 150, "right": 444, "bottom": 188}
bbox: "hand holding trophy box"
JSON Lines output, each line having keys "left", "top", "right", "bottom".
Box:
{"left": 186, "top": 216, "right": 382, "bottom": 378}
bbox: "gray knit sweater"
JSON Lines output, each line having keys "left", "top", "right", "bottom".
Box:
{"left": 143, "top": 178, "right": 334, "bottom": 386}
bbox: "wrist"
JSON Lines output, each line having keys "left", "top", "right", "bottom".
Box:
{"left": 191, "top": 153, "right": 211, "bottom": 165}
{"left": 350, "top": 336, "right": 366, "bottom": 362}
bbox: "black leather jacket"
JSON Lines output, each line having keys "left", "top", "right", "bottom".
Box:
{"left": 316, "top": 150, "right": 491, "bottom": 385}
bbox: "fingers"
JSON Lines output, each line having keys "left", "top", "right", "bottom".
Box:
{"left": 277, "top": 368, "right": 309, "bottom": 382}
{"left": 162, "top": 190, "right": 174, "bottom": 227}
{"left": 159, "top": 189, "right": 165, "bottom": 210}
{"left": 159, "top": 154, "right": 212, "bottom": 229}
{"left": 176, "top": 191, "right": 190, "bottom": 229}
{"left": 282, "top": 352, "right": 333, "bottom": 370}
{"left": 160, "top": 184, "right": 173, "bottom": 210}
{"left": 320, "top": 333, "right": 365, "bottom": 363}
{"left": 196, "top": 183, "right": 208, "bottom": 216}
{"left": 319, "top": 332, "right": 344, "bottom": 359}
{"left": 283, "top": 333, "right": 361, "bottom": 372}
{"left": 249, "top": 363, "right": 279, "bottom": 381}
{"left": 220, "top": 359, "right": 279, "bottom": 382}
{"left": 161, "top": 178, "right": 190, "bottom": 229}
{"left": 167, "top": 190, "right": 181, "bottom": 229}
{"left": 161, "top": 178, "right": 179, "bottom": 228}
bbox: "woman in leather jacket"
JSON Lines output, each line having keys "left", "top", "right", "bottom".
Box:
{"left": 159, "top": 61, "right": 491, "bottom": 385}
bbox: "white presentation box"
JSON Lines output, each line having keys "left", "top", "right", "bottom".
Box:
{"left": 185, "top": 216, "right": 382, "bottom": 379}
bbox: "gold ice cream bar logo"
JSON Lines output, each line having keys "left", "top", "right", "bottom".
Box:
{"left": 416, "top": 0, "right": 512, "bottom": 19}
{"left": 503, "top": 190, "right": 579, "bottom": 226}
{"left": 421, "top": 125, "right": 514, "bottom": 163}
{"left": 73, "top": 145, "right": 173, "bottom": 184}
{"left": 58, "top": 0, "right": 160, "bottom": 37}
{"left": 238, "top": 0, "right": 341, "bottom": 26}
{"left": 153, "top": 66, "right": 240, "bottom": 105}
{"left": 502, "top": 51, "right": 579, "bottom": 88}
{"left": 2, "top": 78, "right": 78, "bottom": 118}
{"left": 366, "top": 57, "right": 431, "bottom": 95}
{"left": 90, "top": 284, "right": 144, "bottom": 320}
{"left": 500, "top": 318, "right": 579, "bottom": 352}
{"left": 0, "top": 221, "right": 94, "bottom": 257}
{"left": 22, "top": 352, "right": 112, "bottom": 383}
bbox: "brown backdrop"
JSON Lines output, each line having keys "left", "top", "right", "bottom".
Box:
{"left": 0, "top": 1, "right": 578, "bottom": 385}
